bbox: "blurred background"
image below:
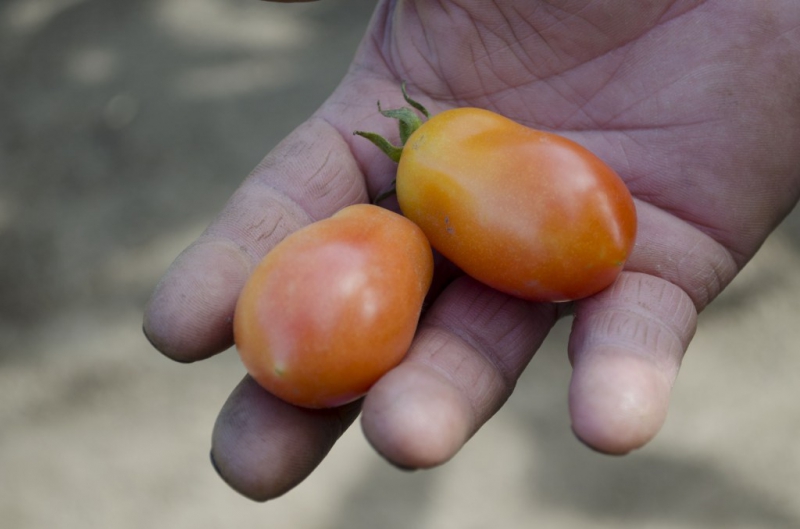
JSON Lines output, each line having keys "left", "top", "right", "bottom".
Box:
{"left": 1, "top": 1, "right": 799, "bottom": 527}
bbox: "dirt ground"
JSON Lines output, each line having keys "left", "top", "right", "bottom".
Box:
{"left": 2, "top": 1, "right": 800, "bottom": 528}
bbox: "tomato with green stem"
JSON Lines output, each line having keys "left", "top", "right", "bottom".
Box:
{"left": 234, "top": 204, "right": 434, "bottom": 408}
{"left": 356, "top": 86, "right": 637, "bottom": 302}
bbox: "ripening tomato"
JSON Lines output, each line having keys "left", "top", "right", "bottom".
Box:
{"left": 233, "top": 204, "right": 433, "bottom": 409}
{"left": 357, "top": 94, "right": 636, "bottom": 303}
{"left": 396, "top": 107, "right": 636, "bottom": 302}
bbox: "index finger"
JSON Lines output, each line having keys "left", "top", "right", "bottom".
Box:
{"left": 143, "top": 118, "right": 367, "bottom": 362}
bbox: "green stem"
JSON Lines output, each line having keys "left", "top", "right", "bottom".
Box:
{"left": 372, "top": 180, "right": 397, "bottom": 204}
{"left": 353, "top": 83, "right": 431, "bottom": 202}
{"left": 377, "top": 103, "right": 422, "bottom": 145}
{"left": 401, "top": 82, "right": 429, "bottom": 118}
{"left": 352, "top": 130, "right": 403, "bottom": 163}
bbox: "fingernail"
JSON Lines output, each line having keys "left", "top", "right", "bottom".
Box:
{"left": 142, "top": 323, "right": 158, "bottom": 349}
{"left": 570, "top": 425, "right": 628, "bottom": 457}
{"left": 143, "top": 323, "right": 196, "bottom": 364}
{"left": 392, "top": 463, "right": 419, "bottom": 473}
{"left": 209, "top": 450, "right": 224, "bottom": 478}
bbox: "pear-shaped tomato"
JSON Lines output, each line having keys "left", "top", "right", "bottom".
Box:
{"left": 234, "top": 204, "right": 433, "bottom": 408}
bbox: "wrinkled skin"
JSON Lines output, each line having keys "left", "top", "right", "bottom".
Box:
{"left": 143, "top": 0, "right": 800, "bottom": 501}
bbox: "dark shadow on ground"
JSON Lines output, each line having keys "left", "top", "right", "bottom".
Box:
{"left": 0, "top": 0, "right": 375, "bottom": 352}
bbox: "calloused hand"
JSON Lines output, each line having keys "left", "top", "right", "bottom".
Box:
{"left": 143, "top": 1, "right": 800, "bottom": 500}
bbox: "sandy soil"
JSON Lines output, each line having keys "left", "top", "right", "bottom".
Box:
{"left": 2, "top": 1, "right": 799, "bottom": 527}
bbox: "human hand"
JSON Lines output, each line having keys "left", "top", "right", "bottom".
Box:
{"left": 143, "top": 0, "right": 800, "bottom": 500}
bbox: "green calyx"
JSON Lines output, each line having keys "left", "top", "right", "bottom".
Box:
{"left": 353, "top": 83, "right": 430, "bottom": 165}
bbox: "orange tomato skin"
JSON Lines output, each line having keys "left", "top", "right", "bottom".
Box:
{"left": 396, "top": 108, "right": 637, "bottom": 302}
{"left": 233, "top": 204, "right": 433, "bottom": 409}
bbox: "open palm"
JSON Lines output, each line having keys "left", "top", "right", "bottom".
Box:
{"left": 144, "top": 0, "right": 800, "bottom": 500}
